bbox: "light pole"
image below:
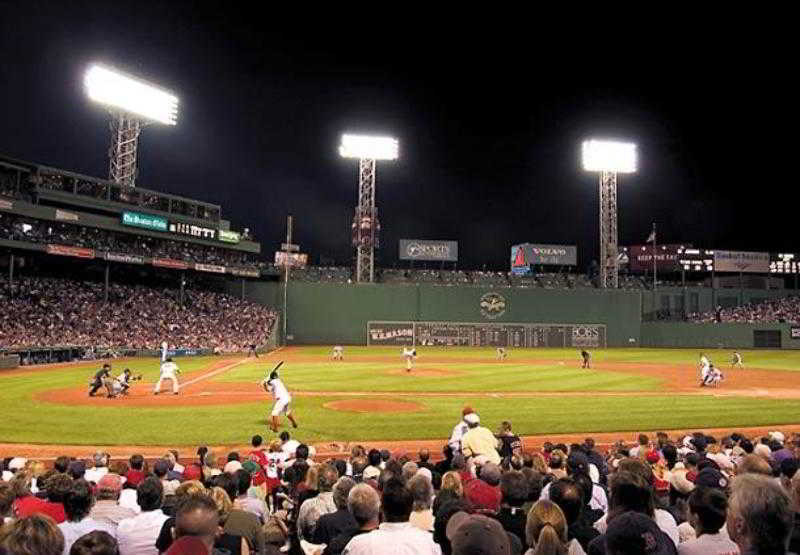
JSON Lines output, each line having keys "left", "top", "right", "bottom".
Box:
{"left": 339, "top": 134, "right": 399, "bottom": 283}
{"left": 84, "top": 64, "right": 179, "bottom": 187}
{"left": 582, "top": 139, "right": 638, "bottom": 288}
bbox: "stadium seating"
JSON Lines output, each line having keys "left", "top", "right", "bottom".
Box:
{"left": 689, "top": 295, "right": 800, "bottom": 324}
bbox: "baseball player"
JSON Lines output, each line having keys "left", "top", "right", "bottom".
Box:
{"left": 699, "top": 353, "right": 711, "bottom": 386}
{"left": 261, "top": 368, "right": 298, "bottom": 433}
{"left": 108, "top": 368, "right": 142, "bottom": 398}
{"left": 161, "top": 341, "right": 169, "bottom": 362}
{"left": 402, "top": 347, "right": 417, "bottom": 372}
{"left": 732, "top": 351, "right": 744, "bottom": 368}
{"left": 581, "top": 350, "right": 592, "bottom": 369}
{"left": 154, "top": 357, "right": 180, "bottom": 395}
{"left": 496, "top": 347, "right": 508, "bottom": 360}
{"left": 332, "top": 346, "right": 344, "bottom": 360}
{"left": 704, "top": 364, "right": 724, "bottom": 387}
{"left": 248, "top": 344, "right": 259, "bottom": 358}
{"left": 88, "top": 364, "right": 112, "bottom": 397}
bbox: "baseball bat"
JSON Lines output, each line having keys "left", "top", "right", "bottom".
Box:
{"left": 259, "top": 360, "right": 284, "bottom": 384}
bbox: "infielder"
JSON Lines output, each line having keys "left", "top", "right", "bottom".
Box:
{"left": 161, "top": 341, "right": 169, "bottom": 362}
{"left": 496, "top": 347, "right": 508, "bottom": 360}
{"left": 402, "top": 347, "right": 417, "bottom": 372}
{"left": 332, "top": 346, "right": 344, "bottom": 360}
{"left": 88, "top": 364, "right": 112, "bottom": 397}
{"left": 261, "top": 367, "right": 298, "bottom": 433}
{"left": 581, "top": 350, "right": 592, "bottom": 369}
{"left": 732, "top": 351, "right": 744, "bottom": 368}
{"left": 703, "top": 364, "right": 724, "bottom": 387}
{"left": 154, "top": 357, "right": 180, "bottom": 395}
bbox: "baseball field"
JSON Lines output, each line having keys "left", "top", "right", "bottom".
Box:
{"left": 1, "top": 346, "right": 800, "bottom": 454}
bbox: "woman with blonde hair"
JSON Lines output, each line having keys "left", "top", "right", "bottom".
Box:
{"left": 440, "top": 471, "right": 464, "bottom": 499}
{"left": 530, "top": 453, "right": 548, "bottom": 475}
{"left": 525, "top": 499, "right": 585, "bottom": 555}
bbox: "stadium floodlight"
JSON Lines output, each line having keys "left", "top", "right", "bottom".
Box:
{"left": 582, "top": 140, "right": 637, "bottom": 173}
{"left": 339, "top": 134, "right": 399, "bottom": 160}
{"left": 84, "top": 63, "right": 179, "bottom": 187}
{"left": 339, "top": 133, "right": 399, "bottom": 283}
{"left": 85, "top": 64, "right": 179, "bottom": 125}
{"left": 582, "top": 138, "right": 638, "bottom": 289}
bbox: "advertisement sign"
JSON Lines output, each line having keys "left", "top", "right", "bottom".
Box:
{"left": 152, "top": 258, "right": 189, "bottom": 270}
{"left": 229, "top": 267, "right": 260, "bottom": 278}
{"left": 626, "top": 244, "right": 682, "bottom": 271}
{"left": 46, "top": 244, "right": 95, "bottom": 259}
{"left": 399, "top": 239, "right": 458, "bottom": 262}
{"left": 714, "top": 250, "right": 770, "bottom": 273}
{"left": 194, "top": 263, "right": 226, "bottom": 274}
{"left": 169, "top": 221, "right": 216, "bottom": 240}
{"left": 791, "top": 327, "right": 800, "bottom": 340}
{"left": 528, "top": 244, "right": 577, "bottom": 266}
{"left": 105, "top": 252, "right": 145, "bottom": 265}
{"left": 55, "top": 209, "right": 79, "bottom": 222}
{"left": 122, "top": 211, "right": 168, "bottom": 232}
{"left": 510, "top": 244, "right": 532, "bottom": 275}
{"left": 274, "top": 252, "right": 308, "bottom": 268}
{"left": 0, "top": 199, "right": 13, "bottom": 210}
{"left": 367, "top": 322, "right": 415, "bottom": 345}
{"left": 218, "top": 229, "right": 241, "bottom": 244}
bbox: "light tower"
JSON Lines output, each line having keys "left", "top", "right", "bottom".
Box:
{"left": 339, "top": 134, "right": 399, "bottom": 283}
{"left": 582, "top": 139, "right": 638, "bottom": 288}
{"left": 84, "top": 64, "right": 179, "bottom": 187}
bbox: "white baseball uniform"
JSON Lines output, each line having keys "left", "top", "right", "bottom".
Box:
{"left": 700, "top": 355, "right": 710, "bottom": 383}
{"left": 155, "top": 361, "right": 180, "bottom": 394}
{"left": 496, "top": 347, "right": 507, "bottom": 360}
{"left": 332, "top": 346, "right": 344, "bottom": 360}
{"left": 267, "top": 378, "right": 292, "bottom": 416}
{"left": 403, "top": 347, "right": 417, "bottom": 370}
{"left": 161, "top": 341, "right": 169, "bottom": 362}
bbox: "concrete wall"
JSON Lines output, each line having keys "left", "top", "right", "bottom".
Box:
{"left": 640, "top": 322, "right": 798, "bottom": 349}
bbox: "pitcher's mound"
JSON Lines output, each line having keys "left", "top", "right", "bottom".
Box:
{"left": 325, "top": 399, "right": 424, "bottom": 413}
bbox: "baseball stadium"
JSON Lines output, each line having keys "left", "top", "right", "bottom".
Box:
{"left": 2, "top": 15, "right": 800, "bottom": 555}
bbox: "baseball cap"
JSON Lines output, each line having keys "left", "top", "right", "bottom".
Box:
{"left": 8, "top": 457, "right": 27, "bottom": 471}
{"left": 464, "top": 413, "right": 480, "bottom": 425}
{"left": 770, "top": 431, "right": 785, "bottom": 443}
{"left": 166, "top": 536, "right": 210, "bottom": 555}
{"left": 363, "top": 466, "right": 381, "bottom": 480}
{"left": 96, "top": 473, "right": 123, "bottom": 493}
{"left": 242, "top": 460, "right": 261, "bottom": 475}
{"left": 694, "top": 467, "right": 729, "bottom": 490}
{"left": 605, "top": 511, "right": 676, "bottom": 555}
{"left": 446, "top": 512, "right": 510, "bottom": 555}
{"left": 153, "top": 459, "right": 170, "bottom": 476}
{"left": 223, "top": 460, "right": 242, "bottom": 474}
{"left": 567, "top": 451, "right": 590, "bottom": 474}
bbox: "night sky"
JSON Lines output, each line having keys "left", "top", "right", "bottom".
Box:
{"left": 1, "top": 4, "right": 794, "bottom": 270}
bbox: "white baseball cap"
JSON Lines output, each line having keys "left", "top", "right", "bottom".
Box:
{"left": 8, "top": 457, "right": 27, "bottom": 471}
{"left": 464, "top": 413, "right": 480, "bottom": 425}
{"left": 223, "top": 460, "right": 243, "bottom": 474}
{"left": 770, "top": 431, "right": 785, "bottom": 443}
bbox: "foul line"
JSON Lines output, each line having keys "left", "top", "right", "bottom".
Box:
{"left": 180, "top": 359, "right": 249, "bottom": 388}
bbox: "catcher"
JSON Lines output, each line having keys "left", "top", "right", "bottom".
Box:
{"left": 107, "top": 368, "right": 143, "bottom": 398}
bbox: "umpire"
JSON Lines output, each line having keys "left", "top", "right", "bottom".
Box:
{"left": 89, "top": 363, "right": 111, "bottom": 397}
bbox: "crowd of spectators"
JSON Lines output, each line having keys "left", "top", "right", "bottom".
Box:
{"left": 0, "top": 276, "right": 277, "bottom": 351}
{"left": 690, "top": 296, "right": 800, "bottom": 324}
{"left": 0, "top": 214, "right": 258, "bottom": 269}
{"left": 2, "top": 420, "right": 800, "bottom": 554}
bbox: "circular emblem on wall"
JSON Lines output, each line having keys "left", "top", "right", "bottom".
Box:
{"left": 407, "top": 242, "right": 423, "bottom": 257}
{"left": 479, "top": 292, "right": 507, "bottom": 320}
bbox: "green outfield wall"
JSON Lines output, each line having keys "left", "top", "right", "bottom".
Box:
{"left": 235, "top": 282, "right": 642, "bottom": 347}
{"left": 640, "top": 322, "right": 799, "bottom": 349}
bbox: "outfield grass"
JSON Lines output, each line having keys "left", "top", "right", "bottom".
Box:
{"left": 0, "top": 347, "right": 799, "bottom": 446}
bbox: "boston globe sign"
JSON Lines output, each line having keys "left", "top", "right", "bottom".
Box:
{"left": 399, "top": 239, "right": 458, "bottom": 262}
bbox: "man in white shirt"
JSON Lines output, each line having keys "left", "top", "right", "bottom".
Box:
{"left": 262, "top": 369, "right": 298, "bottom": 433}
{"left": 84, "top": 452, "right": 110, "bottom": 484}
{"left": 59, "top": 479, "right": 117, "bottom": 555}
{"left": 333, "top": 346, "right": 344, "bottom": 360}
{"left": 279, "top": 431, "right": 300, "bottom": 458}
{"left": 116, "top": 477, "right": 169, "bottom": 555}
{"left": 402, "top": 347, "right": 417, "bottom": 372}
{"left": 448, "top": 407, "right": 474, "bottom": 454}
{"left": 678, "top": 487, "right": 738, "bottom": 555}
{"left": 154, "top": 358, "right": 180, "bottom": 395}
{"left": 343, "top": 478, "right": 440, "bottom": 554}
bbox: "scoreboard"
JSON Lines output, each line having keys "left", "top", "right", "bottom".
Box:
{"left": 367, "top": 321, "right": 606, "bottom": 348}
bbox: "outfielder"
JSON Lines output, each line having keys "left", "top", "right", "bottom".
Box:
{"left": 402, "top": 347, "right": 417, "bottom": 372}
{"left": 732, "top": 351, "right": 744, "bottom": 368}
{"left": 581, "top": 350, "right": 591, "bottom": 369}
{"left": 496, "top": 347, "right": 508, "bottom": 360}
{"left": 154, "top": 357, "right": 180, "bottom": 395}
{"left": 332, "top": 346, "right": 344, "bottom": 360}
{"left": 88, "top": 364, "right": 112, "bottom": 397}
{"left": 261, "top": 365, "right": 298, "bottom": 433}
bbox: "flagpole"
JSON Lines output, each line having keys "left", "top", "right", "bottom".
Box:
{"left": 652, "top": 222, "right": 657, "bottom": 292}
